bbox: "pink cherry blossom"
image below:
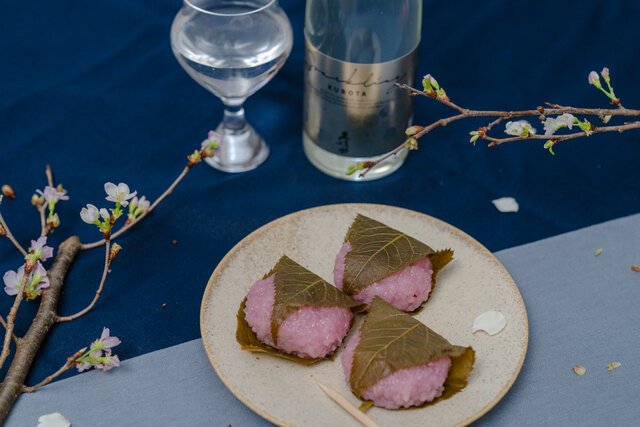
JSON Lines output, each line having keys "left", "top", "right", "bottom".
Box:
{"left": 30, "top": 236, "right": 54, "bottom": 262}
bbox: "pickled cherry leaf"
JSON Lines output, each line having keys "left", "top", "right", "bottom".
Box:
{"left": 349, "top": 298, "right": 475, "bottom": 401}
{"left": 343, "top": 214, "right": 453, "bottom": 295}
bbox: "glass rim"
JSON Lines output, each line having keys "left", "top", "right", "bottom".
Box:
{"left": 184, "top": 0, "right": 277, "bottom": 16}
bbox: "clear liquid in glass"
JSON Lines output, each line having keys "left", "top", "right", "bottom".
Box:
{"left": 172, "top": 5, "right": 291, "bottom": 103}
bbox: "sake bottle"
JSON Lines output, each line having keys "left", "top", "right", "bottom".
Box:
{"left": 303, "top": 0, "right": 422, "bottom": 181}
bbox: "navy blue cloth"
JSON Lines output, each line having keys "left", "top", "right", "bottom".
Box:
{"left": 0, "top": 0, "right": 639, "bottom": 386}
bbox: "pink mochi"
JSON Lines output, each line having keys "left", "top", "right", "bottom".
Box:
{"left": 244, "top": 274, "right": 353, "bottom": 359}
{"left": 334, "top": 242, "right": 434, "bottom": 312}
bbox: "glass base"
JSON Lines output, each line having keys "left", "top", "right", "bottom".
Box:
{"left": 303, "top": 132, "right": 408, "bottom": 181}
{"left": 205, "top": 123, "right": 269, "bottom": 173}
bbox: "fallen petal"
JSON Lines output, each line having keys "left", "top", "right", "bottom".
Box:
{"left": 492, "top": 197, "right": 519, "bottom": 213}
{"left": 607, "top": 362, "right": 622, "bottom": 371}
{"left": 38, "top": 412, "right": 71, "bottom": 427}
{"left": 594, "top": 248, "right": 603, "bottom": 256}
{"left": 472, "top": 310, "right": 507, "bottom": 336}
{"left": 572, "top": 365, "right": 586, "bottom": 376}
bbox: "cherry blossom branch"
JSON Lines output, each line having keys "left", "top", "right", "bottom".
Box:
{"left": 22, "top": 348, "right": 84, "bottom": 393}
{"left": 353, "top": 68, "right": 640, "bottom": 177}
{"left": 0, "top": 267, "right": 29, "bottom": 370}
{"left": 81, "top": 165, "right": 190, "bottom": 250}
{"left": 483, "top": 121, "right": 640, "bottom": 146}
{"left": 57, "top": 241, "right": 112, "bottom": 322}
{"left": 0, "top": 135, "right": 218, "bottom": 420}
{"left": 0, "top": 200, "right": 28, "bottom": 257}
{"left": 0, "top": 236, "right": 81, "bottom": 421}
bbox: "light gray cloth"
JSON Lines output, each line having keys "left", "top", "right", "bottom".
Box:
{"left": 8, "top": 214, "right": 640, "bottom": 427}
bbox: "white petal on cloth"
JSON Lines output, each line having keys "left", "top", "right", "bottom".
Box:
{"left": 37, "top": 412, "right": 71, "bottom": 427}
{"left": 492, "top": 197, "right": 519, "bottom": 213}
{"left": 472, "top": 311, "right": 507, "bottom": 336}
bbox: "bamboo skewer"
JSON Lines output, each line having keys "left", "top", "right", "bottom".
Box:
{"left": 315, "top": 381, "right": 379, "bottom": 427}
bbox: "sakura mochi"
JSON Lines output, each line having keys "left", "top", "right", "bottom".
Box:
{"left": 342, "top": 298, "right": 475, "bottom": 409}
{"left": 237, "top": 256, "right": 360, "bottom": 362}
{"left": 334, "top": 214, "right": 453, "bottom": 311}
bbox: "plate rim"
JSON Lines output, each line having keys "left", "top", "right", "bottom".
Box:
{"left": 200, "top": 203, "right": 529, "bottom": 427}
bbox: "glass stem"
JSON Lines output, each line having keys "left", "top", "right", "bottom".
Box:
{"left": 222, "top": 102, "right": 248, "bottom": 135}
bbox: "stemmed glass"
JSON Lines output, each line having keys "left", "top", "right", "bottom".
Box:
{"left": 171, "top": 0, "right": 293, "bottom": 172}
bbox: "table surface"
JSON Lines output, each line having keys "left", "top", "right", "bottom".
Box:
{"left": 1, "top": 0, "right": 639, "bottom": 425}
{"left": 9, "top": 213, "right": 640, "bottom": 426}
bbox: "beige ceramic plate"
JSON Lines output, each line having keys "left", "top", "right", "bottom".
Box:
{"left": 201, "top": 204, "right": 528, "bottom": 427}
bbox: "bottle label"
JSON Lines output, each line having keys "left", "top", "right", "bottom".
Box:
{"left": 303, "top": 37, "right": 417, "bottom": 158}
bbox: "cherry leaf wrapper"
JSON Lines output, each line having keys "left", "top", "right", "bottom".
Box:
{"left": 343, "top": 214, "right": 454, "bottom": 304}
{"left": 350, "top": 298, "right": 475, "bottom": 405}
{"left": 236, "top": 256, "right": 361, "bottom": 364}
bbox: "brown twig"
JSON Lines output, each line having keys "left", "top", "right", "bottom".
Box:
{"left": 45, "top": 165, "right": 54, "bottom": 188}
{"left": 81, "top": 166, "right": 191, "bottom": 250}
{"left": 22, "top": 348, "right": 84, "bottom": 393}
{"left": 0, "top": 266, "right": 29, "bottom": 370}
{"left": 0, "top": 205, "right": 28, "bottom": 257}
{"left": 57, "top": 241, "right": 111, "bottom": 322}
{"left": 37, "top": 206, "right": 48, "bottom": 238}
{"left": 0, "top": 316, "right": 18, "bottom": 345}
{"left": 359, "top": 83, "right": 640, "bottom": 175}
{"left": 0, "top": 236, "right": 81, "bottom": 421}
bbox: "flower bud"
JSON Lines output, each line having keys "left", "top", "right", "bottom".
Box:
{"left": 109, "top": 243, "right": 122, "bottom": 263}
{"left": 405, "top": 138, "right": 419, "bottom": 150}
{"left": 1, "top": 185, "right": 15, "bottom": 199}
{"left": 421, "top": 74, "right": 437, "bottom": 97}
{"left": 31, "top": 194, "right": 44, "bottom": 207}
{"left": 405, "top": 126, "right": 424, "bottom": 136}
{"left": 200, "top": 147, "right": 216, "bottom": 158}
{"left": 346, "top": 163, "right": 364, "bottom": 176}
{"left": 187, "top": 150, "right": 202, "bottom": 168}
{"left": 435, "top": 88, "right": 449, "bottom": 101}
{"left": 469, "top": 131, "right": 480, "bottom": 145}
{"left": 588, "top": 71, "right": 602, "bottom": 89}
{"left": 601, "top": 67, "right": 610, "bottom": 83}
{"left": 543, "top": 140, "right": 556, "bottom": 156}
{"left": 47, "top": 213, "right": 60, "bottom": 229}
{"left": 424, "top": 74, "right": 440, "bottom": 89}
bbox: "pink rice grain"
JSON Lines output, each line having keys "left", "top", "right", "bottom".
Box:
{"left": 244, "top": 274, "right": 353, "bottom": 359}
{"left": 334, "top": 242, "right": 434, "bottom": 311}
{"left": 342, "top": 331, "right": 451, "bottom": 409}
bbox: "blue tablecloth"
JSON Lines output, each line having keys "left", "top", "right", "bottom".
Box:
{"left": 0, "top": 0, "right": 639, "bottom": 407}
{"left": 8, "top": 214, "right": 640, "bottom": 426}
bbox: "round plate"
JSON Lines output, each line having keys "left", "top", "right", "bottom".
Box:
{"left": 201, "top": 204, "right": 528, "bottom": 427}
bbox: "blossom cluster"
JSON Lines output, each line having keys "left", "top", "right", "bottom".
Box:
{"left": 589, "top": 67, "right": 618, "bottom": 104}
{"left": 32, "top": 186, "right": 69, "bottom": 231}
{"left": 3, "top": 237, "right": 54, "bottom": 300}
{"left": 80, "top": 182, "right": 141, "bottom": 237}
{"left": 465, "top": 68, "right": 619, "bottom": 155}
{"left": 187, "top": 131, "right": 221, "bottom": 167}
{"left": 75, "top": 327, "right": 121, "bottom": 372}
{"left": 421, "top": 74, "right": 448, "bottom": 101}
